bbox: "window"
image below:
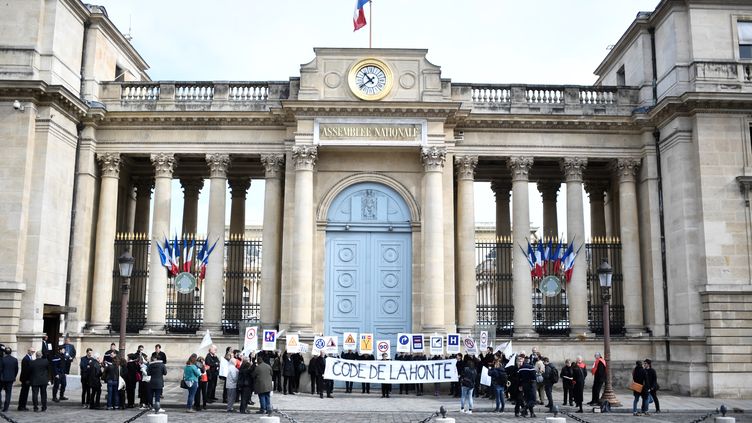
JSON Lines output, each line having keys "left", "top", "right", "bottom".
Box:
{"left": 616, "top": 65, "right": 626, "bottom": 86}
{"left": 114, "top": 64, "right": 125, "bottom": 82}
{"left": 738, "top": 21, "right": 752, "bottom": 59}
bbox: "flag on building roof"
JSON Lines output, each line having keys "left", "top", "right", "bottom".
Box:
{"left": 353, "top": 0, "right": 369, "bottom": 31}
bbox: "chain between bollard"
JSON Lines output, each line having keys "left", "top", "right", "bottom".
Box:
{"left": 688, "top": 409, "right": 719, "bottom": 423}
{"left": 122, "top": 407, "right": 153, "bottom": 423}
{"left": 273, "top": 408, "right": 301, "bottom": 423}
{"left": 414, "top": 411, "right": 439, "bottom": 423}
{"left": 561, "top": 410, "right": 597, "bottom": 423}
{"left": 0, "top": 411, "right": 21, "bottom": 423}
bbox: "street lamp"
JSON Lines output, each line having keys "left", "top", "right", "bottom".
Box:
{"left": 117, "top": 250, "right": 135, "bottom": 360}
{"left": 597, "top": 259, "right": 621, "bottom": 407}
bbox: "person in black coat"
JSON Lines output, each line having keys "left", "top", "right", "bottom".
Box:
{"left": 571, "top": 360, "right": 585, "bottom": 413}
{"left": 308, "top": 354, "right": 320, "bottom": 395}
{"left": 631, "top": 360, "right": 649, "bottom": 415}
{"left": 17, "top": 347, "right": 34, "bottom": 411}
{"left": 518, "top": 357, "right": 538, "bottom": 418}
{"left": 29, "top": 351, "right": 49, "bottom": 412}
{"left": 281, "top": 351, "right": 295, "bottom": 395}
{"left": 51, "top": 345, "right": 67, "bottom": 402}
{"left": 150, "top": 344, "right": 167, "bottom": 364}
{"left": 86, "top": 355, "right": 103, "bottom": 409}
{"left": 644, "top": 359, "right": 660, "bottom": 413}
{"left": 560, "top": 359, "right": 573, "bottom": 406}
{"left": 380, "top": 353, "right": 392, "bottom": 398}
{"left": 291, "top": 352, "right": 303, "bottom": 393}
{"left": 341, "top": 350, "right": 356, "bottom": 393}
{"left": 79, "top": 348, "right": 93, "bottom": 407}
{"left": 0, "top": 347, "right": 19, "bottom": 412}
{"left": 205, "top": 346, "right": 220, "bottom": 403}
{"left": 147, "top": 355, "right": 166, "bottom": 412}
{"left": 589, "top": 352, "right": 606, "bottom": 405}
{"left": 313, "top": 351, "right": 329, "bottom": 398}
{"left": 359, "top": 353, "right": 373, "bottom": 393}
{"left": 237, "top": 358, "right": 254, "bottom": 414}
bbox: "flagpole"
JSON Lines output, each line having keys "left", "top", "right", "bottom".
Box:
{"left": 369, "top": 0, "right": 373, "bottom": 48}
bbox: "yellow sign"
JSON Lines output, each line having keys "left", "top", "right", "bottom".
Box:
{"left": 345, "top": 334, "right": 355, "bottom": 344}
{"left": 359, "top": 333, "right": 373, "bottom": 353}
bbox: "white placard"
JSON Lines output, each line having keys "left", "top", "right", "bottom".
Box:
{"left": 429, "top": 336, "right": 443, "bottom": 356}
{"left": 312, "top": 336, "right": 326, "bottom": 355}
{"left": 299, "top": 343, "right": 309, "bottom": 354}
{"left": 479, "top": 330, "right": 488, "bottom": 351}
{"left": 286, "top": 334, "right": 300, "bottom": 353}
{"left": 411, "top": 334, "right": 424, "bottom": 353}
{"left": 463, "top": 336, "right": 477, "bottom": 355}
{"left": 446, "top": 333, "right": 460, "bottom": 354}
{"left": 262, "top": 329, "right": 277, "bottom": 351}
{"left": 480, "top": 366, "right": 492, "bottom": 386}
{"left": 396, "top": 333, "right": 411, "bottom": 353}
{"left": 343, "top": 332, "right": 358, "bottom": 351}
{"left": 359, "top": 333, "right": 373, "bottom": 354}
{"left": 325, "top": 335, "right": 339, "bottom": 354}
{"left": 324, "top": 357, "right": 458, "bottom": 383}
{"left": 376, "top": 340, "right": 391, "bottom": 359}
{"left": 244, "top": 326, "right": 258, "bottom": 353}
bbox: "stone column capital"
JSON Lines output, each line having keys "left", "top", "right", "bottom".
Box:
{"left": 490, "top": 180, "right": 512, "bottom": 200}
{"left": 96, "top": 153, "right": 121, "bottom": 177}
{"left": 615, "top": 158, "right": 641, "bottom": 182}
{"left": 537, "top": 180, "right": 561, "bottom": 201}
{"left": 507, "top": 156, "right": 533, "bottom": 181}
{"left": 150, "top": 153, "right": 175, "bottom": 178}
{"left": 180, "top": 178, "right": 204, "bottom": 198}
{"left": 454, "top": 155, "right": 478, "bottom": 180}
{"left": 584, "top": 180, "right": 609, "bottom": 201}
{"left": 206, "top": 153, "right": 230, "bottom": 178}
{"left": 561, "top": 157, "right": 588, "bottom": 182}
{"left": 291, "top": 146, "right": 318, "bottom": 171}
{"left": 260, "top": 154, "right": 285, "bottom": 178}
{"left": 133, "top": 177, "right": 154, "bottom": 198}
{"left": 421, "top": 147, "right": 447, "bottom": 172}
{"left": 229, "top": 177, "right": 251, "bottom": 199}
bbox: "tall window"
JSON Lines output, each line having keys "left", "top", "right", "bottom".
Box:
{"left": 739, "top": 21, "right": 752, "bottom": 59}
{"left": 616, "top": 65, "right": 626, "bottom": 86}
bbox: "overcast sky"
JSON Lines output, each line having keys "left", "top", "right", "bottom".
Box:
{"left": 96, "top": 0, "right": 661, "bottom": 235}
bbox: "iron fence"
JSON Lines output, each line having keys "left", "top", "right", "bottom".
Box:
{"left": 222, "top": 237, "right": 262, "bottom": 334}
{"left": 110, "top": 235, "right": 149, "bottom": 333}
{"left": 586, "top": 240, "right": 625, "bottom": 335}
{"left": 475, "top": 239, "right": 513, "bottom": 336}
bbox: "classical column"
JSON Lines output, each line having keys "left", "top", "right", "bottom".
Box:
{"left": 89, "top": 153, "right": 121, "bottom": 332}
{"left": 604, "top": 190, "right": 614, "bottom": 238}
{"left": 508, "top": 156, "right": 536, "bottom": 337}
{"left": 133, "top": 178, "right": 153, "bottom": 235}
{"left": 260, "top": 154, "right": 285, "bottom": 328}
{"left": 585, "top": 181, "right": 608, "bottom": 239}
{"left": 490, "top": 180, "right": 511, "bottom": 238}
{"left": 143, "top": 153, "right": 174, "bottom": 333}
{"left": 229, "top": 177, "right": 251, "bottom": 236}
{"left": 180, "top": 178, "right": 204, "bottom": 236}
{"left": 561, "top": 157, "right": 591, "bottom": 336}
{"left": 422, "top": 147, "right": 446, "bottom": 332}
{"left": 455, "top": 155, "right": 478, "bottom": 334}
{"left": 202, "top": 153, "right": 230, "bottom": 332}
{"left": 617, "top": 158, "right": 645, "bottom": 336}
{"left": 225, "top": 177, "right": 251, "bottom": 324}
{"left": 289, "top": 146, "right": 317, "bottom": 332}
{"left": 537, "top": 180, "right": 560, "bottom": 239}
{"left": 124, "top": 185, "right": 137, "bottom": 234}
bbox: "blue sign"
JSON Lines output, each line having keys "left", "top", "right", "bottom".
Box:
{"left": 315, "top": 338, "right": 326, "bottom": 350}
{"left": 448, "top": 334, "right": 459, "bottom": 346}
{"left": 398, "top": 335, "right": 409, "bottom": 345}
{"left": 412, "top": 334, "right": 424, "bottom": 351}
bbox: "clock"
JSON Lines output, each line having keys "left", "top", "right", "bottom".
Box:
{"left": 348, "top": 58, "right": 394, "bottom": 101}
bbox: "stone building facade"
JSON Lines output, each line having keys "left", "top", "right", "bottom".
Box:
{"left": 1, "top": 0, "right": 751, "bottom": 398}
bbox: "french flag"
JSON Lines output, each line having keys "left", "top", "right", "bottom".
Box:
{"left": 353, "top": 0, "right": 369, "bottom": 31}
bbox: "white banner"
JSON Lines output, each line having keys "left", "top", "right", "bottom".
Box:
{"left": 396, "top": 333, "right": 411, "bottom": 352}
{"left": 446, "top": 333, "right": 460, "bottom": 354}
{"left": 343, "top": 332, "right": 357, "bottom": 351}
{"left": 262, "top": 329, "right": 277, "bottom": 351}
{"left": 429, "top": 336, "right": 443, "bottom": 356}
{"left": 244, "top": 326, "right": 258, "bottom": 353}
{"left": 323, "top": 357, "right": 458, "bottom": 384}
{"left": 286, "top": 334, "right": 300, "bottom": 353}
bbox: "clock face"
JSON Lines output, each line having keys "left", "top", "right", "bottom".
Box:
{"left": 348, "top": 58, "right": 393, "bottom": 101}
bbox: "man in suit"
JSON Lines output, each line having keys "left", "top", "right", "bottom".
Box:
{"left": 1, "top": 347, "right": 19, "bottom": 412}
{"left": 40, "top": 336, "right": 52, "bottom": 360}
{"left": 29, "top": 351, "right": 49, "bottom": 412}
{"left": 17, "top": 347, "right": 35, "bottom": 411}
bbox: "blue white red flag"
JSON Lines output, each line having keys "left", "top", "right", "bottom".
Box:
{"left": 170, "top": 234, "right": 180, "bottom": 276}
{"left": 526, "top": 242, "right": 536, "bottom": 276}
{"left": 353, "top": 0, "right": 369, "bottom": 31}
{"left": 183, "top": 239, "right": 195, "bottom": 272}
{"left": 551, "top": 241, "right": 563, "bottom": 273}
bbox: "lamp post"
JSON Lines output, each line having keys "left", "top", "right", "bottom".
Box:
{"left": 117, "top": 250, "right": 135, "bottom": 360}
{"left": 598, "top": 258, "right": 621, "bottom": 407}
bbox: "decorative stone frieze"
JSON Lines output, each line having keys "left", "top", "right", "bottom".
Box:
{"left": 150, "top": 153, "right": 175, "bottom": 178}
{"left": 507, "top": 156, "right": 533, "bottom": 181}
{"left": 96, "top": 153, "right": 121, "bottom": 177}
{"left": 616, "top": 158, "right": 641, "bottom": 182}
{"left": 561, "top": 157, "right": 587, "bottom": 182}
{"left": 206, "top": 153, "right": 230, "bottom": 177}
{"left": 454, "top": 155, "right": 478, "bottom": 180}
{"left": 421, "top": 147, "right": 446, "bottom": 172}
{"left": 260, "top": 154, "right": 285, "bottom": 178}
{"left": 229, "top": 177, "right": 251, "bottom": 199}
{"left": 291, "top": 146, "right": 318, "bottom": 171}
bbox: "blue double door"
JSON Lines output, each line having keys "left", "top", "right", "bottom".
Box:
{"left": 324, "top": 230, "right": 411, "bottom": 357}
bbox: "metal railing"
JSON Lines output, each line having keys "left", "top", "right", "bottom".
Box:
{"left": 110, "top": 234, "right": 150, "bottom": 333}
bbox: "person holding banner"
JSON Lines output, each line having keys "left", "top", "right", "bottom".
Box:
{"left": 359, "top": 353, "right": 373, "bottom": 394}
{"left": 380, "top": 353, "right": 392, "bottom": 398}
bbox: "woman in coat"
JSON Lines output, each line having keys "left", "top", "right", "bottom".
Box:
{"left": 560, "top": 359, "right": 573, "bottom": 406}
{"left": 282, "top": 351, "right": 295, "bottom": 395}
{"left": 183, "top": 354, "right": 201, "bottom": 413}
{"left": 570, "top": 360, "right": 585, "bottom": 413}
{"left": 193, "top": 356, "right": 208, "bottom": 411}
{"left": 124, "top": 353, "right": 141, "bottom": 408}
{"left": 147, "top": 355, "right": 166, "bottom": 412}
{"left": 632, "top": 360, "right": 650, "bottom": 415}
{"left": 86, "top": 354, "right": 102, "bottom": 409}
{"left": 238, "top": 357, "right": 254, "bottom": 414}
{"left": 102, "top": 356, "right": 122, "bottom": 410}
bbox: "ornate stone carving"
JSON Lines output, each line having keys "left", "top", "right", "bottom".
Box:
{"left": 537, "top": 180, "right": 561, "bottom": 201}
{"left": 507, "top": 156, "right": 533, "bottom": 181}
{"left": 133, "top": 177, "right": 154, "bottom": 198}
{"left": 97, "top": 153, "right": 121, "bottom": 177}
{"left": 260, "top": 154, "right": 285, "bottom": 178}
{"left": 561, "top": 157, "right": 587, "bottom": 182}
{"left": 421, "top": 147, "right": 446, "bottom": 172}
{"left": 454, "top": 155, "right": 478, "bottom": 180}
{"left": 206, "top": 153, "right": 230, "bottom": 178}
{"left": 291, "top": 146, "right": 318, "bottom": 171}
{"left": 584, "top": 180, "right": 609, "bottom": 201}
{"left": 490, "top": 180, "right": 512, "bottom": 200}
{"left": 361, "top": 189, "right": 377, "bottom": 220}
{"left": 229, "top": 177, "right": 251, "bottom": 199}
{"left": 150, "top": 153, "right": 175, "bottom": 178}
{"left": 180, "top": 178, "right": 204, "bottom": 198}
{"left": 616, "top": 158, "right": 641, "bottom": 182}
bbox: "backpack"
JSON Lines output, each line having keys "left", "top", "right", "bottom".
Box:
{"left": 550, "top": 365, "right": 559, "bottom": 384}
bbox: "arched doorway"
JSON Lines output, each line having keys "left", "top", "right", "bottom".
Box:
{"left": 324, "top": 181, "right": 412, "bottom": 353}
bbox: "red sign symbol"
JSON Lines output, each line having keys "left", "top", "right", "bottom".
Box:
{"left": 246, "top": 327, "right": 256, "bottom": 339}
{"left": 377, "top": 342, "right": 389, "bottom": 353}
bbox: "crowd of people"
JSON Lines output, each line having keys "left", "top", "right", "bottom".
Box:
{"left": 0, "top": 339, "right": 663, "bottom": 417}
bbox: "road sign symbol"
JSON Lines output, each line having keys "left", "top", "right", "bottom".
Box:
{"left": 314, "top": 338, "right": 326, "bottom": 349}
{"left": 345, "top": 334, "right": 355, "bottom": 344}
{"left": 246, "top": 327, "right": 256, "bottom": 339}
{"left": 264, "top": 331, "right": 275, "bottom": 342}
{"left": 448, "top": 335, "right": 459, "bottom": 345}
{"left": 431, "top": 337, "right": 442, "bottom": 348}
{"left": 398, "top": 335, "right": 409, "bottom": 345}
{"left": 377, "top": 341, "right": 389, "bottom": 353}
{"left": 464, "top": 338, "right": 475, "bottom": 348}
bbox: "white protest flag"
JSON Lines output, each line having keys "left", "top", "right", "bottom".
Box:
{"left": 503, "top": 340, "right": 514, "bottom": 358}
{"left": 198, "top": 330, "right": 213, "bottom": 351}
{"left": 505, "top": 352, "right": 517, "bottom": 368}
{"left": 219, "top": 356, "right": 229, "bottom": 377}
{"left": 480, "top": 366, "right": 492, "bottom": 386}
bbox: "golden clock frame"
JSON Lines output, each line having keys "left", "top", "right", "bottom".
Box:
{"left": 347, "top": 58, "right": 394, "bottom": 101}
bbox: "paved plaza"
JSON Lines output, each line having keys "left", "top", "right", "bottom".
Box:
{"left": 0, "top": 383, "right": 750, "bottom": 423}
